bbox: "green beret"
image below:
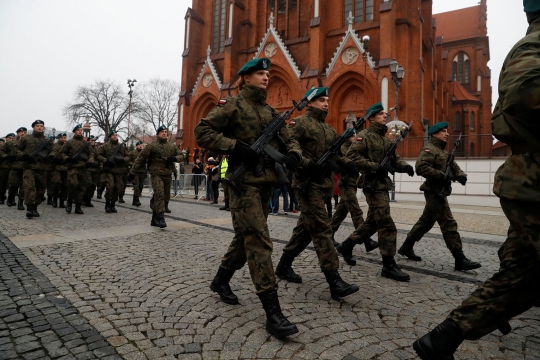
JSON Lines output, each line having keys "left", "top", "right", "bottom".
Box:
{"left": 305, "top": 87, "right": 329, "bottom": 101}
{"left": 56, "top": 133, "right": 66, "bottom": 139}
{"left": 238, "top": 58, "right": 271, "bottom": 75}
{"left": 48, "top": 135, "right": 55, "bottom": 140}
{"left": 524, "top": 0, "right": 540, "bottom": 13}
{"left": 136, "top": 141, "right": 143, "bottom": 146}
{"left": 365, "top": 103, "right": 385, "bottom": 119}
{"left": 428, "top": 121, "right": 449, "bottom": 135}
{"left": 17, "top": 127, "right": 27, "bottom": 133}
{"left": 0, "top": 139, "right": 4, "bottom": 143}
{"left": 31, "top": 120, "right": 45, "bottom": 127}
{"left": 156, "top": 125, "right": 168, "bottom": 135}
{"left": 73, "top": 124, "right": 82, "bottom": 132}
{"left": 108, "top": 129, "right": 118, "bottom": 137}
{"left": 6, "top": 133, "right": 16, "bottom": 138}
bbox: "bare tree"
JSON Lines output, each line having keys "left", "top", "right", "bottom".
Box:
{"left": 63, "top": 80, "right": 135, "bottom": 141}
{"left": 135, "top": 78, "right": 179, "bottom": 142}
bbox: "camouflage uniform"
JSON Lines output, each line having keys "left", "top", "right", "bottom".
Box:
{"left": 97, "top": 141, "right": 130, "bottom": 203}
{"left": 48, "top": 141, "right": 68, "bottom": 202}
{"left": 59, "top": 135, "right": 94, "bottom": 205}
{"left": 346, "top": 122, "right": 410, "bottom": 256}
{"left": 406, "top": 137, "right": 466, "bottom": 250}
{"left": 194, "top": 84, "right": 301, "bottom": 294}
{"left": 0, "top": 142, "right": 10, "bottom": 202}
{"left": 446, "top": 16, "right": 540, "bottom": 340}
{"left": 329, "top": 141, "right": 364, "bottom": 234}
{"left": 14, "top": 132, "right": 53, "bottom": 207}
{"left": 129, "top": 148, "right": 146, "bottom": 197}
{"left": 83, "top": 144, "right": 101, "bottom": 201}
{"left": 131, "top": 139, "right": 183, "bottom": 214}
{"left": 282, "top": 107, "right": 343, "bottom": 271}
{"left": 5, "top": 138, "right": 25, "bottom": 202}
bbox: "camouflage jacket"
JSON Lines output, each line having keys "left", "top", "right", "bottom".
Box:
{"left": 415, "top": 137, "right": 466, "bottom": 196}
{"left": 129, "top": 149, "right": 147, "bottom": 174}
{"left": 59, "top": 135, "right": 94, "bottom": 169}
{"left": 337, "top": 140, "right": 358, "bottom": 189}
{"left": 347, "top": 121, "right": 410, "bottom": 191}
{"left": 194, "top": 85, "right": 301, "bottom": 186}
{"left": 14, "top": 132, "right": 53, "bottom": 171}
{"left": 0, "top": 142, "right": 10, "bottom": 170}
{"left": 51, "top": 142, "right": 68, "bottom": 172}
{"left": 5, "top": 138, "right": 25, "bottom": 171}
{"left": 491, "top": 16, "right": 540, "bottom": 201}
{"left": 86, "top": 145, "right": 101, "bottom": 173}
{"left": 288, "top": 107, "right": 348, "bottom": 190}
{"left": 131, "top": 138, "right": 183, "bottom": 177}
{"left": 97, "top": 141, "right": 130, "bottom": 174}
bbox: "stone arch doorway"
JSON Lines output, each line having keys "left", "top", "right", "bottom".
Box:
{"left": 265, "top": 65, "right": 299, "bottom": 114}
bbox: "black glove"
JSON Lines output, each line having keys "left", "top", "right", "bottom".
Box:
{"left": 115, "top": 158, "right": 125, "bottom": 165}
{"left": 404, "top": 165, "right": 415, "bottom": 177}
{"left": 375, "top": 164, "right": 389, "bottom": 179}
{"left": 341, "top": 162, "right": 358, "bottom": 176}
{"left": 104, "top": 160, "right": 115, "bottom": 167}
{"left": 445, "top": 172, "right": 455, "bottom": 182}
{"left": 167, "top": 156, "right": 177, "bottom": 164}
{"left": 127, "top": 173, "right": 135, "bottom": 183}
{"left": 456, "top": 175, "right": 467, "bottom": 186}
{"left": 85, "top": 162, "right": 92, "bottom": 168}
{"left": 283, "top": 152, "right": 301, "bottom": 172}
{"left": 21, "top": 154, "right": 36, "bottom": 163}
{"left": 305, "top": 161, "right": 325, "bottom": 178}
{"left": 232, "top": 143, "right": 259, "bottom": 168}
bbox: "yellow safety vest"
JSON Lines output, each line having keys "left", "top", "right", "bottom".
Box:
{"left": 220, "top": 157, "right": 228, "bottom": 178}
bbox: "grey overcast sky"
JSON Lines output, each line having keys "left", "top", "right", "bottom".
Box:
{"left": 0, "top": 0, "right": 529, "bottom": 137}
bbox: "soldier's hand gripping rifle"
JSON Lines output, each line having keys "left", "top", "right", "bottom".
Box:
{"left": 223, "top": 88, "right": 319, "bottom": 194}
{"left": 21, "top": 139, "right": 53, "bottom": 163}
{"left": 104, "top": 143, "right": 124, "bottom": 167}
{"left": 71, "top": 135, "right": 100, "bottom": 163}
{"left": 437, "top": 132, "right": 462, "bottom": 197}
{"left": 365, "top": 122, "right": 413, "bottom": 190}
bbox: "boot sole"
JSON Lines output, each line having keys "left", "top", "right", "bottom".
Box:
{"left": 330, "top": 285, "right": 359, "bottom": 300}
{"left": 397, "top": 249, "right": 422, "bottom": 261}
{"left": 336, "top": 247, "right": 357, "bottom": 266}
{"left": 275, "top": 272, "right": 302, "bottom": 284}
{"left": 365, "top": 243, "right": 380, "bottom": 252}
{"left": 209, "top": 284, "right": 239, "bottom": 305}
{"left": 413, "top": 340, "right": 432, "bottom": 360}
{"left": 266, "top": 325, "right": 299, "bottom": 338}
{"left": 381, "top": 270, "right": 410, "bottom": 282}
{"left": 455, "top": 264, "right": 482, "bottom": 271}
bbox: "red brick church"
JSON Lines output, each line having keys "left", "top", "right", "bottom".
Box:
{"left": 177, "top": 0, "right": 492, "bottom": 158}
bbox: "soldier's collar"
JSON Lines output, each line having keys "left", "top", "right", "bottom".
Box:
{"left": 429, "top": 137, "right": 447, "bottom": 150}
{"left": 368, "top": 121, "right": 388, "bottom": 135}
{"left": 306, "top": 107, "right": 328, "bottom": 122}
{"left": 241, "top": 85, "right": 268, "bottom": 104}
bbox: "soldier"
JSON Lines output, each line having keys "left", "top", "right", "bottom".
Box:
{"left": 13, "top": 120, "right": 54, "bottom": 218}
{"left": 413, "top": 3, "right": 540, "bottom": 358}
{"left": 118, "top": 143, "right": 129, "bottom": 203}
{"left": 83, "top": 135, "right": 100, "bottom": 207}
{"left": 398, "top": 122, "right": 481, "bottom": 271}
{"left": 45, "top": 135, "right": 56, "bottom": 206}
{"left": 129, "top": 141, "right": 146, "bottom": 206}
{"left": 48, "top": 133, "right": 68, "bottom": 208}
{"left": 195, "top": 58, "right": 302, "bottom": 338}
{"left": 131, "top": 125, "right": 183, "bottom": 228}
{"left": 329, "top": 134, "right": 378, "bottom": 251}
{"left": 275, "top": 87, "right": 359, "bottom": 301}
{"left": 0, "top": 134, "right": 15, "bottom": 204}
{"left": 337, "top": 103, "right": 415, "bottom": 282}
{"left": 6, "top": 127, "right": 28, "bottom": 210}
{"left": 60, "top": 124, "right": 94, "bottom": 214}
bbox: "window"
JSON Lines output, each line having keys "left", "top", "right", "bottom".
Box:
{"left": 212, "top": 0, "right": 227, "bottom": 54}
{"left": 455, "top": 112, "right": 461, "bottom": 130}
{"left": 470, "top": 112, "right": 475, "bottom": 131}
{"left": 344, "top": 0, "right": 373, "bottom": 24}
{"left": 470, "top": 143, "right": 475, "bottom": 157}
{"left": 268, "top": 0, "right": 297, "bottom": 13}
{"left": 452, "top": 52, "right": 470, "bottom": 84}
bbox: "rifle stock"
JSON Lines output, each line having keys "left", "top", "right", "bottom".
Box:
{"left": 437, "top": 132, "right": 462, "bottom": 197}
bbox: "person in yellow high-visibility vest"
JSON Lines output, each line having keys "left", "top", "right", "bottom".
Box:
{"left": 219, "top": 155, "right": 229, "bottom": 211}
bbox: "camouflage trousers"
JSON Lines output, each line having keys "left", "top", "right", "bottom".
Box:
{"left": 222, "top": 181, "right": 229, "bottom": 206}
{"left": 221, "top": 184, "right": 277, "bottom": 294}
{"left": 407, "top": 192, "right": 462, "bottom": 250}
{"left": 23, "top": 169, "right": 47, "bottom": 206}
{"left": 120, "top": 174, "right": 128, "bottom": 197}
{"left": 150, "top": 174, "right": 171, "bottom": 214}
{"left": 330, "top": 184, "right": 364, "bottom": 234}
{"left": 0, "top": 168, "right": 9, "bottom": 198}
{"left": 132, "top": 172, "right": 147, "bottom": 197}
{"left": 103, "top": 172, "right": 124, "bottom": 202}
{"left": 448, "top": 198, "right": 540, "bottom": 340}
{"left": 283, "top": 185, "right": 340, "bottom": 272}
{"left": 350, "top": 190, "right": 397, "bottom": 256}
{"left": 84, "top": 172, "right": 100, "bottom": 199}
{"left": 48, "top": 170, "right": 68, "bottom": 200}
{"left": 67, "top": 168, "right": 87, "bottom": 205}
{"left": 8, "top": 169, "right": 24, "bottom": 198}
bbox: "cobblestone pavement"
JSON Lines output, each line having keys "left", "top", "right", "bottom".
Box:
{"left": 1, "top": 193, "right": 539, "bottom": 359}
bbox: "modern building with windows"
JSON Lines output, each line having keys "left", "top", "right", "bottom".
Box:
{"left": 178, "top": 0, "right": 492, "bottom": 157}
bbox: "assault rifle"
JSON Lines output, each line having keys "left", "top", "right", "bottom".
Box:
{"left": 437, "top": 132, "right": 462, "bottom": 197}
{"left": 26, "top": 138, "right": 53, "bottom": 161}
{"left": 365, "top": 122, "right": 413, "bottom": 190}
{"left": 104, "top": 143, "right": 124, "bottom": 167}
{"left": 223, "top": 88, "right": 319, "bottom": 194}
{"left": 70, "top": 135, "right": 100, "bottom": 163}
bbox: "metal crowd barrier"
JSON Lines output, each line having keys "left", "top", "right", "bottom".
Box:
{"left": 172, "top": 174, "right": 208, "bottom": 200}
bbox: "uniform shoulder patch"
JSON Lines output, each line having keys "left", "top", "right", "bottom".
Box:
{"left": 356, "top": 137, "right": 363, "bottom": 141}
{"left": 288, "top": 121, "right": 296, "bottom": 126}
{"left": 217, "top": 99, "right": 227, "bottom": 105}
{"left": 424, "top": 149, "right": 430, "bottom": 153}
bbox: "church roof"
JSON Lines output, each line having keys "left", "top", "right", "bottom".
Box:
{"left": 451, "top": 81, "right": 479, "bottom": 102}
{"left": 433, "top": 6, "right": 482, "bottom": 42}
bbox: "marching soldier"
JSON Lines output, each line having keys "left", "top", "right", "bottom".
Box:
{"left": 13, "top": 120, "right": 54, "bottom": 218}
{"left": 118, "top": 143, "right": 129, "bottom": 204}
{"left": 129, "top": 141, "right": 146, "bottom": 206}
{"left": 398, "top": 122, "right": 481, "bottom": 271}
{"left": 83, "top": 135, "right": 100, "bottom": 207}
{"left": 131, "top": 126, "right": 183, "bottom": 228}
{"left": 0, "top": 134, "right": 15, "bottom": 204}
{"left": 275, "top": 87, "right": 359, "bottom": 301}
{"left": 49, "top": 133, "right": 68, "bottom": 208}
{"left": 45, "top": 135, "right": 56, "bottom": 206}
{"left": 6, "top": 127, "right": 27, "bottom": 210}
{"left": 337, "top": 103, "right": 415, "bottom": 282}
{"left": 60, "top": 124, "right": 94, "bottom": 214}
{"left": 195, "top": 58, "right": 302, "bottom": 338}
{"left": 97, "top": 130, "right": 130, "bottom": 213}
{"left": 413, "top": 3, "right": 540, "bottom": 358}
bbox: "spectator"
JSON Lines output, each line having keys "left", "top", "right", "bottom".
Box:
{"left": 191, "top": 158, "right": 203, "bottom": 199}
{"left": 286, "top": 168, "right": 298, "bottom": 213}
{"left": 333, "top": 173, "right": 340, "bottom": 207}
{"left": 211, "top": 156, "right": 221, "bottom": 204}
{"left": 204, "top": 157, "right": 216, "bottom": 201}
{"left": 270, "top": 163, "right": 289, "bottom": 215}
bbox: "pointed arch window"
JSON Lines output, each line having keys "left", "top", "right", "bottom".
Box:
{"left": 470, "top": 143, "right": 475, "bottom": 157}
{"left": 455, "top": 112, "right": 461, "bottom": 130}
{"left": 452, "top": 52, "right": 470, "bottom": 84}
{"left": 268, "top": 0, "right": 297, "bottom": 13}
{"left": 212, "top": 0, "right": 227, "bottom": 54}
{"left": 470, "top": 112, "right": 475, "bottom": 131}
{"left": 344, "top": 0, "right": 374, "bottom": 24}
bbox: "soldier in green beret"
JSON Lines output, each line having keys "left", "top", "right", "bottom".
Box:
{"left": 0, "top": 133, "right": 16, "bottom": 204}
{"left": 128, "top": 140, "right": 147, "bottom": 206}
{"left": 195, "top": 57, "right": 302, "bottom": 338}
{"left": 48, "top": 133, "right": 68, "bottom": 208}
{"left": 275, "top": 87, "right": 360, "bottom": 301}
{"left": 413, "top": 4, "right": 540, "bottom": 358}
{"left": 82, "top": 135, "right": 100, "bottom": 207}
{"left": 337, "top": 103, "right": 415, "bottom": 282}
{"left": 5, "top": 127, "right": 28, "bottom": 209}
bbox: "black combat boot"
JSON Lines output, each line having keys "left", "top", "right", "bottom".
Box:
{"left": 364, "top": 238, "right": 379, "bottom": 252}
{"left": 17, "top": 197, "right": 25, "bottom": 210}
{"left": 96, "top": 190, "right": 103, "bottom": 199}
{"left": 156, "top": 212, "right": 166, "bottom": 228}
{"left": 219, "top": 203, "right": 229, "bottom": 211}
{"left": 105, "top": 200, "right": 112, "bottom": 213}
{"left": 337, "top": 237, "right": 357, "bottom": 266}
{"left": 381, "top": 255, "right": 410, "bottom": 282}
{"left": 59, "top": 198, "right": 66, "bottom": 208}
{"left": 26, "top": 204, "right": 34, "bottom": 218}
{"left": 0, "top": 196, "right": 5, "bottom": 205}
{"left": 209, "top": 266, "right": 239, "bottom": 305}
{"left": 451, "top": 249, "right": 482, "bottom": 271}
{"left": 275, "top": 254, "right": 302, "bottom": 283}
{"left": 32, "top": 205, "right": 40, "bottom": 217}
{"left": 110, "top": 201, "right": 117, "bottom": 213}
{"left": 7, "top": 194, "right": 16, "bottom": 207}
{"left": 413, "top": 319, "right": 464, "bottom": 360}
{"left": 323, "top": 270, "right": 359, "bottom": 300}
{"left": 51, "top": 196, "right": 58, "bottom": 208}
{"left": 118, "top": 196, "right": 125, "bottom": 203}
{"left": 65, "top": 199, "right": 73, "bottom": 213}
{"left": 150, "top": 212, "right": 159, "bottom": 227}
{"left": 258, "top": 290, "right": 299, "bottom": 338}
{"left": 84, "top": 197, "right": 93, "bottom": 207}
{"left": 398, "top": 237, "right": 422, "bottom": 261}
{"left": 74, "top": 204, "right": 84, "bottom": 214}
{"left": 132, "top": 196, "right": 141, "bottom": 206}
{"left": 165, "top": 202, "right": 171, "bottom": 213}
{"left": 47, "top": 196, "right": 53, "bottom": 205}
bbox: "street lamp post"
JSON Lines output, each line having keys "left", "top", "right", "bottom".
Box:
{"left": 127, "top": 79, "right": 137, "bottom": 142}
